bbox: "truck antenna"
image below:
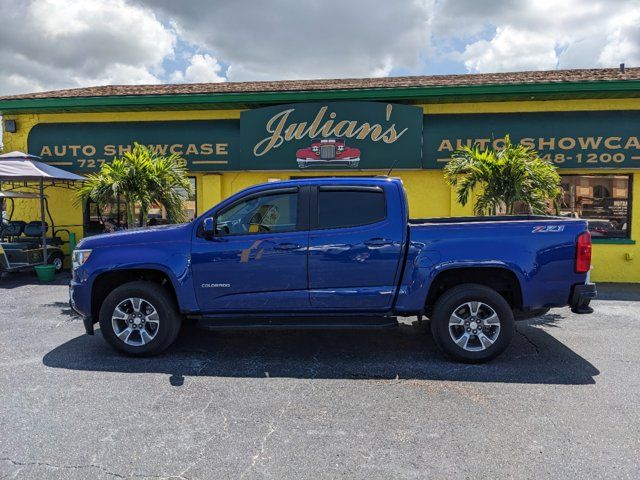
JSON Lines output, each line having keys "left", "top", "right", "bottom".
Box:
{"left": 386, "top": 158, "right": 399, "bottom": 176}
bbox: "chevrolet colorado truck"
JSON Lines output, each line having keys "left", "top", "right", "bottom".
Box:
{"left": 70, "top": 177, "right": 596, "bottom": 363}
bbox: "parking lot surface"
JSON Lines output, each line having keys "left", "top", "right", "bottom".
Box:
{"left": 1, "top": 272, "right": 639, "bottom": 479}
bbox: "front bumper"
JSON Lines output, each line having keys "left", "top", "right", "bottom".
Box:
{"left": 69, "top": 282, "right": 95, "bottom": 335}
{"left": 570, "top": 283, "right": 597, "bottom": 314}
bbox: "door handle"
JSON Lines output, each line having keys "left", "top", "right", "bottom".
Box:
{"left": 365, "top": 237, "right": 392, "bottom": 247}
{"left": 274, "top": 242, "right": 301, "bottom": 251}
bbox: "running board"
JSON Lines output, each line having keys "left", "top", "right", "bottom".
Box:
{"left": 197, "top": 315, "right": 398, "bottom": 330}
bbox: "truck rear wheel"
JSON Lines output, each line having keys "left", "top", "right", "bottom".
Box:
{"left": 430, "top": 284, "right": 515, "bottom": 363}
{"left": 98, "top": 281, "right": 181, "bottom": 356}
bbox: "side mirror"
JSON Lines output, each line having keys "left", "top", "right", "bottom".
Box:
{"left": 202, "top": 217, "right": 215, "bottom": 236}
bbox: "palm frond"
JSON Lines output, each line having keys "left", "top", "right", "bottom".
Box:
{"left": 74, "top": 142, "right": 192, "bottom": 227}
{"left": 444, "top": 135, "right": 561, "bottom": 216}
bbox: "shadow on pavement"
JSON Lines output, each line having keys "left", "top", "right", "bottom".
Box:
{"left": 44, "top": 301, "right": 81, "bottom": 318}
{"left": 43, "top": 315, "right": 599, "bottom": 386}
{"left": 0, "top": 270, "right": 71, "bottom": 288}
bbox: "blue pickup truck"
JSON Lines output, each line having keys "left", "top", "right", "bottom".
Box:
{"left": 70, "top": 177, "right": 595, "bottom": 363}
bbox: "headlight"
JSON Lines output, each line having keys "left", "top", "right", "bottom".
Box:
{"left": 72, "top": 249, "right": 92, "bottom": 269}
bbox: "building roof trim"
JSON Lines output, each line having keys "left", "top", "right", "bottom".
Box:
{"left": 1, "top": 74, "right": 640, "bottom": 114}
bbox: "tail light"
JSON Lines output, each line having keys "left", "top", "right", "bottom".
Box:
{"left": 575, "top": 231, "right": 592, "bottom": 273}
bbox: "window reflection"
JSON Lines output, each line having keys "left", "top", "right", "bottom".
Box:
{"left": 147, "top": 177, "right": 197, "bottom": 225}
{"left": 559, "top": 175, "right": 631, "bottom": 239}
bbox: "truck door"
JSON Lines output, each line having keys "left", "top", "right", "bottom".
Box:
{"left": 191, "top": 187, "right": 310, "bottom": 312}
{"left": 308, "top": 184, "right": 405, "bottom": 311}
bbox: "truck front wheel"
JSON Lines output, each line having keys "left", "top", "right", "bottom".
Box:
{"left": 98, "top": 281, "right": 181, "bottom": 356}
{"left": 430, "top": 284, "right": 515, "bottom": 363}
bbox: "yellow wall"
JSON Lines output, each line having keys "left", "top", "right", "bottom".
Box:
{"left": 2, "top": 98, "right": 639, "bottom": 281}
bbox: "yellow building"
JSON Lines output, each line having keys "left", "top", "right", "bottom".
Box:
{"left": 1, "top": 67, "right": 639, "bottom": 282}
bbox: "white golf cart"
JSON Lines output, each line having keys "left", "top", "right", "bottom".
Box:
{"left": 0, "top": 151, "right": 84, "bottom": 276}
{"left": 0, "top": 191, "right": 66, "bottom": 273}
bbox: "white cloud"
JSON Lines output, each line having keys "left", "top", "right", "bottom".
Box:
{"left": 437, "top": 0, "right": 640, "bottom": 73}
{"left": 82, "top": 64, "right": 163, "bottom": 87}
{"left": 141, "top": 0, "right": 435, "bottom": 81}
{"left": 462, "top": 26, "right": 558, "bottom": 73}
{"left": 0, "top": 0, "right": 175, "bottom": 95}
{"left": 598, "top": 8, "right": 640, "bottom": 67}
{"left": 170, "top": 54, "right": 225, "bottom": 83}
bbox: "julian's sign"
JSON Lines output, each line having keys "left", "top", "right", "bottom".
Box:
{"left": 239, "top": 102, "right": 423, "bottom": 170}
{"left": 252, "top": 104, "right": 411, "bottom": 156}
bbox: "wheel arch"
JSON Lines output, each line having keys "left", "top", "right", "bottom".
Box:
{"left": 91, "top": 267, "right": 180, "bottom": 321}
{"left": 424, "top": 266, "right": 523, "bottom": 316}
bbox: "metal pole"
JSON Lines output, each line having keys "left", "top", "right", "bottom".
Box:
{"left": 40, "top": 178, "right": 47, "bottom": 265}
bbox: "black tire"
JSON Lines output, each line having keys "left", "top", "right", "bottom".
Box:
{"left": 48, "top": 251, "right": 65, "bottom": 273}
{"left": 98, "top": 281, "right": 181, "bottom": 356}
{"left": 430, "top": 284, "right": 515, "bottom": 363}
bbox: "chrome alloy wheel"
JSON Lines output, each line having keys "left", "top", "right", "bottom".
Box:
{"left": 111, "top": 297, "right": 160, "bottom": 346}
{"left": 448, "top": 301, "right": 501, "bottom": 352}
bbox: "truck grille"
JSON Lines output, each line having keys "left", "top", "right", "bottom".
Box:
{"left": 320, "top": 144, "right": 336, "bottom": 159}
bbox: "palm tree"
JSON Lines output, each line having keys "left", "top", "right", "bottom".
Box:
{"left": 77, "top": 143, "right": 193, "bottom": 228}
{"left": 443, "top": 135, "right": 561, "bottom": 215}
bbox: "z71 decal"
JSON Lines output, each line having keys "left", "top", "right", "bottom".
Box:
{"left": 532, "top": 225, "right": 565, "bottom": 233}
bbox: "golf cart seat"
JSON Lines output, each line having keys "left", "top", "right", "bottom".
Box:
{"left": 12, "top": 221, "right": 63, "bottom": 247}
{"left": 5, "top": 220, "right": 26, "bottom": 236}
{"left": 1, "top": 221, "right": 33, "bottom": 249}
{"left": 24, "top": 221, "right": 48, "bottom": 236}
{"left": 12, "top": 221, "right": 48, "bottom": 248}
{"left": 2, "top": 221, "right": 47, "bottom": 248}
{"left": 0, "top": 220, "right": 26, "bottom": 240}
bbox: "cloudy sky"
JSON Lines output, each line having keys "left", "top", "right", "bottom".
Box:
{"left": 0, "top": 0, "right": 639, "bottom": 96}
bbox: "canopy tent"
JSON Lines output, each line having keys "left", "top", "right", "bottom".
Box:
{"left": 0, "top": 191, "right": 46, "bottom": 199}
{"left": 0, "top": 151, "right": 84, "bottom": 182}
{"left": 0, "top": 151, "right": 84, "bottom": 268}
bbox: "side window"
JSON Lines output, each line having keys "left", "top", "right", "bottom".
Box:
{"left": 317, "top": 189, "right": 386, "bottom": 229}
{"left": 214, "top": 192, "right": 298, "bottom": 236}
{"left": 559, "top": 174, "right": 631, "bottom": 239}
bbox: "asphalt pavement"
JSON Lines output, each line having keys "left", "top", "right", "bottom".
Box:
{"left": 0, "top": 271, "right": 639, "bottom": 479}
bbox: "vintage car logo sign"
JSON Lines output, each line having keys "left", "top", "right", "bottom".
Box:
{"left": 296, "top": 138, "right": 361, "bottom": 169}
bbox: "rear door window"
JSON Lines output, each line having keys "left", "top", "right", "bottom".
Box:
{"left": 317, "top": 189, "right": 386, "bottom": 229}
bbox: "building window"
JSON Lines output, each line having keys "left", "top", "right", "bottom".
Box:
{"left": 84, "top": 196, "right": 127, "bottom": 235}
{"left": 559, "top": 175, "right": 632, "bottom": 239}
{"left": 147, "top": 177, "right": 197, "bottom": 225}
